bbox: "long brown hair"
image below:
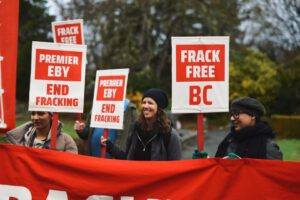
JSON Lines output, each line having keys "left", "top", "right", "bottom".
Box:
{"left": 137, "top": 108, "right": 171, "bottom": 134}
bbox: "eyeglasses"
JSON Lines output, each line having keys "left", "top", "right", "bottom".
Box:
{"left": 229, "top": 110, "right": 241, "bottom": 120}
{"left": 31, "top": 111, "right": 46, "bottom": 116}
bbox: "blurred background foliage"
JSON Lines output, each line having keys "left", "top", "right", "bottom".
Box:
{"left": 17, "top": 0, "right": 300, "bottom": 116}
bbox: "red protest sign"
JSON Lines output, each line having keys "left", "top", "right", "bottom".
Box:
{"left": 172, "top": 37, "right": 229, "bottom": 114}
{"left": 29, "top": 42, "right": 87, "bottom": 113}
{"left": 91, "top": 69, "right": 129, "bottom": 129}
{"left": 176, "top": 44, "right": 225, "bottom": 82}
{"left": 96, "top": 75, "right": 126, "bottom": 101}
{"left": 35, "top": 49, "right": 82, "bottom": 81}
{"left": 52, "top": 19, "right": 84, "bottom": 45}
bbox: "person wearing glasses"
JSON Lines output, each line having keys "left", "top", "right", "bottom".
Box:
{"left": 5, "top": 111, "right": 78, "bottom": 154}
{"left": 215, "top": 97, "right": 282, "bottom": 160}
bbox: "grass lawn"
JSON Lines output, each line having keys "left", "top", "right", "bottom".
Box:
{"left": 277, "top": 139, "right": 300, "bottom": 161}
{"left": 16, "top": 115, "right": 79, "bottom": 139}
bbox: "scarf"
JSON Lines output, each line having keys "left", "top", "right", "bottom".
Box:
{"left": 215, "top": 121, "right": 275, "bottom": 159}
{"left": 21, "top": 126, "right": 51, "bottom": 149}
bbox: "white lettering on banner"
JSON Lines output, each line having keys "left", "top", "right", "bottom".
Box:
{"left": 186, "top": 65, "right": 215, "bottom": 78}
{"left": 87, "top": 195, "right": 113, "bottom": 200}
{"left": 46, "top": 190, "right": 68, "bottom": 200}
{"left": 0, "top": 184, "right": 32, "bottom": 199}
{"left": 0, "top": 184, "right": 161, "bottom": 200}
{"left": 181, "top": 50, "right": 220, "bottom": 62}
{"left": 99, "top": 79, "right": 123, "bottom": 87}
{"left": 48, "top": 66, "right": 70, "bottom": 77}
{"left": 39, "top": 54, "right": 79, "bottom": 65}
{"left": 57, "top": 27, "right": 79, "bottom": 36}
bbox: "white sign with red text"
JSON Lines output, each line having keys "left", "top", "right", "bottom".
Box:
{"left": 29, "top": 42, "right": 87, "bottom": 113}
{"left": 91, "top": 69, "right": 129, "bottom": 129}
{"left": 172, "top": 37, "right": 229, "bottom": 113}
{"left": 52, "top": 19, "right": 84, "bottom": 44}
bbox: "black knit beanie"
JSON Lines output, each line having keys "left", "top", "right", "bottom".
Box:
{"left": 142, "top": 88, "right": 168, "bottom": 109}
{"left": 230, "top": 97, "right": 266, "bottom": 118}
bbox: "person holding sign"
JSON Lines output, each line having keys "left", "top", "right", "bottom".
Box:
{"left": 101, "top": 88, "right": 182, "bottom": 161}
{"left": 5, "top": 111, "right": 78, "bottom": 153}
{"left": 74, "top": 98, "right": 139, "bottom": 157}
{"left": 215, "top": 97, "right": 282, "bottom": 159}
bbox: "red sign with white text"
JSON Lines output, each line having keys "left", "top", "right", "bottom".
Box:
{"left": 0, "top": 144, "right": 300, "bottom": 199}
{"left": 52, "top": 20, "right": 84, "bottom": 44}
{"left": 172, "top": 37, "right": 229, "bottom": 113}
{"left": 35, "top": 49, "right": 82, "bottom": 81}
{"left": 29, "top": 42, "right": 87, "bottom": 113}
{"left": 176, "top": 44, "right": 225, "bottom": 82}
{"left": 96, "top": 76, "right": 125, "bottom": 101}
{"left": 0, "top": 0, "right": 19, "bottom": 132}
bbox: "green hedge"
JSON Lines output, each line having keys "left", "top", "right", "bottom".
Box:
{"left": 270, "top": 115, "right": 300, "bottom": 139}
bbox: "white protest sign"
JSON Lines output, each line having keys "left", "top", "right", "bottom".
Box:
{"left": 172, "top": 36, "right": 229, "bottom": 113}
{"left": 90, "top": 69, "right": 129, "bottom": 129}
{"left": 29, "top": 41, "right": 87, "bottom": 113}
{"left": 52, "top": 19, "right": 84, "bottom": 44}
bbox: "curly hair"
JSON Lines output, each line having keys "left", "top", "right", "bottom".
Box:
{"left": 137, "top": 108, "right": 171, "bottom": 134}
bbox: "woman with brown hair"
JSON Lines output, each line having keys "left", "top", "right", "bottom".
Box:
{"left": 101, "top": 88, "right": 182, "bottom": 160}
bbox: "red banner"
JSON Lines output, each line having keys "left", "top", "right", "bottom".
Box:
{"left": 0, "top": 0, "right": 19, "bottom": 132}
{"left": 0, "top": 144, "right": 299, "bottom": 199}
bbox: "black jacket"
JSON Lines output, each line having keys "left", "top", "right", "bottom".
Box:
{"left": 215, "top": 121, "right": 282, "bottom": 160}
{"left": 107, "top": 123, "right": 182, "bottom": 161}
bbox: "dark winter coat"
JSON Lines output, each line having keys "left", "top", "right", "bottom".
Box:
{"left": 106, "top": 122, "right": 182, "bottom": 161}
{"left": 215, "top": 121, "right": 282, "bottom": 160}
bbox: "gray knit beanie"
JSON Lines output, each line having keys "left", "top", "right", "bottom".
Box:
{"left": 230, "top": 97, "right": 266, "bottom": 117}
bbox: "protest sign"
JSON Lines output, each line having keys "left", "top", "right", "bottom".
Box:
{"left": 0, "top": 0, "right": 19, "bottom": 132}
{"left": 90, "top": 69, "right": 129, "bottom": 129}
{"left": 29, "top": 42, "right": 87, "bottom": 113}
{"left": 172, "top": 36, "right": 229, "bottom": 113}
{"left": 52, "top": 19, "right": 84, "bottom": 44}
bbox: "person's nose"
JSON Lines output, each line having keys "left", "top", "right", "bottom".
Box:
{"left": 142, "top": 103, "right": 149, "bottom": 109}
{"left": 31, "top": 114, "right": 39, "bottom": 120}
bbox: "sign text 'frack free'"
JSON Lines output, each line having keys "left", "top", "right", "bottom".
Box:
{"left": 172, "top": 37, "right": 229, "bottom": 113}
{"left": 52, "top": 19, "right": 84, "bottom": 44}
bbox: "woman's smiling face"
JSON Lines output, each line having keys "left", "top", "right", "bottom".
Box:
{"left": 142, "top": 97, "right": 158, "bottom": 121}
{"left": 230, "top": 111, "right": 256, "bottom": 131}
